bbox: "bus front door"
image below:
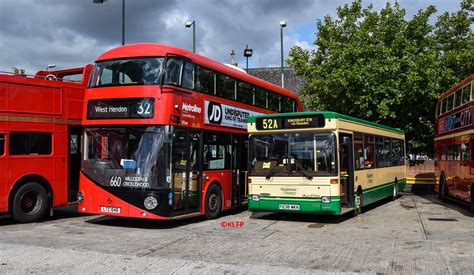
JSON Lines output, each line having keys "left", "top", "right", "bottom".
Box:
{"left": 171, "top": 130, "right": 201, "bottom": 216}
{"left": 68, "top": 126, "right": 81, "bottom": 202}
{"left": 339, "top": 133, "right": 355, "bottom": 208}
{"left": 231, "top": 134, "right": 248, "bottom": 206}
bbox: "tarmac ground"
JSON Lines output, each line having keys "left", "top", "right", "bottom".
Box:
{"left": 0, "top": 189, "right": 473, "bottom": 274}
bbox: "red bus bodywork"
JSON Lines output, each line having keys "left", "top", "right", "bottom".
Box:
{"left": 78, "top": 43, "right": 303, "bottom": 220}
{"left": 0, "top": 66, "right": 92, "bottom": 222}
{"left": 434, "top": 74, "right": 474, "bottom": 210}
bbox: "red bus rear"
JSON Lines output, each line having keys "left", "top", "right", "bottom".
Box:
{"left": 0, "top": 66, "right": 92, "bottom": 222}
{"left": 77, "top": 43, "right": 303, "bottom": 220}
{"left": 434, "top": 74, "right": 474, "bottom": 211}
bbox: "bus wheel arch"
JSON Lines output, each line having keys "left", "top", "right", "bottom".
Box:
{"left": 470, "top": 182, "right": 474, "bottom": 213}
{"left": 392, "top": 177, "right": 399, "bottom": 200}
{"left": 204, "top": 182, "right": 223, "bottom": 219}
{"left": 354, "top": 186, "right": 363, "bottom": 215}
{"left": 8, "top": 175, "right": 52, "bottom": 223}
{"left": 439, "top": 172, "right": 447, "bottom": 202}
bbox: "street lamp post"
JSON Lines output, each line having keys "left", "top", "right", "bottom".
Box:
{"left": 93, "top": 0, "right": 126, "bottom": 45}
{"left": 243, "top": 45, "right": 253, "bottom": 73}
{"left": 185, "top": 20, "right": 195, "bottom": 53}
{"left": 280, "top": 20, "right": 286, "bottom": 88}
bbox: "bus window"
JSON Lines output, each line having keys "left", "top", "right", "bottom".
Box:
{"left": 203, "top": 132, "right": 231, "bottom": 170}
{"left": 462, "top": 85, "right": 471, "bottom": 104}
{"left": 164, "top": 58, "right": 183, "bottom": 86}
{"left": 461, "top": 142, "right": 469, "bottom": 161}
{"left": 454, "top": 90, "right": 462, "bottom": 108}
{"left": 237, "top": 82, "right": 254, "bottom": 105}
{"left": 446, "top": 145, "right": 453, "bottom": 161}
{"left": 391, "top": 139, "right": 403, "bottom": 166}
{"left": 440, "top": 145, "right": 446, "bottom": 160}
{"left": 255, "top": 87, "right": 267, "bottom": 109}
{"left": 0, "top": 134, "right": 4, "bottom": 155}
{"left": 268, "top": 92, "right": 280, "bottom": 112}
{"left": 441, "top": 98, "right": 447, "bottom": 113}
{"left": 364, "top": 135, "right": 375, "bottom": 169}
{"left": 435, "top": 101, "right": 440, "bottom": 117}
{"left": 281, "top": 96, "right": 294, "bottom": 113}
{"left": 182, "top": 62, "right": 195, "bottom": 90}
{"left": 472, "top": 139, "right": 474, "bottom": 161}
{"left": 446, "top": 94, "right": 454, "bottom": 112}
{"left": 354, "top": 133, "right": 364, "bottom": 170}
{"left": 453, "top": 144, "right": 461, "bottom": 161}
{"left": 375, "top": 137, "right": 391, "bottom": 167}
{"left": 196, "top": 66, "right": 215, "bottom": 94}
{"left": 216, "top": 74, "right": 236, "bottom": 100}
{"left": 9, "top": 132, "right": 52, "bottom": 155}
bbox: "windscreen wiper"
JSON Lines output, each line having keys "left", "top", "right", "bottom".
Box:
{"left": 291, "top": 157, "right": 313, "bottom": 180}
{"left": 265, "top": 155, "right": 287, "bottom": 180}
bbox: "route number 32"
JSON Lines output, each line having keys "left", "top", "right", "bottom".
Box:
{"left": 137, "top": 102, "right": 152, "bottom": 115}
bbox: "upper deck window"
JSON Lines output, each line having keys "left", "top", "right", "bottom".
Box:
{"left": 446, "top": 94, "right": 454, "bottom": 112}
{"left": 89, "top": 58, "right": 164, "bottom": 88}
{"left": 462, "top": 84, "right": 471, "bottom": 105}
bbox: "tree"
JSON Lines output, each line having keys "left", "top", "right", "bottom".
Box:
{"left": 288, "top": 0, "right": 473, "bottom": 155}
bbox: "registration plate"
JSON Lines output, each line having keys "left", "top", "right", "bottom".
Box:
{"left": 279, "top": 204, "right": 300, "bottom": 210}
{"left": 100, "top": 206, "right": 121, "bottom": 214}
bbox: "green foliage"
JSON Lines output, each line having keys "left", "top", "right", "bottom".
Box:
{"left": 288, "top": 0, "right": 474, "bottom": 155}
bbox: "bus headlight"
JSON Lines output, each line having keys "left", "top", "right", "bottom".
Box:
{"left": 251, "top": 195, "right": 260, "bottom": 202}
{"left": 321, "top": 196, "right": 331, "bottom": 203}
{"left": 144, "top": 196, "right": 159, "bottom": 210}
{"left": 77, "top": 191, "right": 84, "bottom": 203}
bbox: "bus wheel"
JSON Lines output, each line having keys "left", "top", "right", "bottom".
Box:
{"left": 392, "top": 180, "right": 399, "bottom": 201}
{"left": 439, "top": 175, "right": 447, "bottom": 202}
{"left": 354, "top": 189, "right": 363, "bottom": 215}
{"left": 205, "top": 184, "right": 222, "bottom": 220}
{"left": 470, "top": 183, "right": 474, "bottom": 213}
{"left": 12, "top": 182, "right": 49, "bottom": 223}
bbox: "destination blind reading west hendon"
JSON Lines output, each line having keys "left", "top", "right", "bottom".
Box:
{"left": 87, "top": 98, "right": 154, "bottom": 119}
{"left": 255, "top": 114, "right": 325, "bottom": 130}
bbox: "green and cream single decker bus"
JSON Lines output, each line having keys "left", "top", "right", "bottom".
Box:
{"left": 247, "top": 112, "right": 406, "bottom": 215}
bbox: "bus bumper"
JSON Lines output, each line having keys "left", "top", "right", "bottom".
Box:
{"left": 248, "top": 196, "right": 341, "bottom": 215}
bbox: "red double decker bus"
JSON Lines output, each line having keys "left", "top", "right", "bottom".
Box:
{"left": 77, "top": 43, "right": 302, "bottom": 220}
{"left": 435, "top": 74, "right": 474, "bottom": 211}
{"left": 0, "top": 66, "right": 92, "bottom": 222}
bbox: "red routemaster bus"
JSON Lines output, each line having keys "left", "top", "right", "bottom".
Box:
{"left": 77, "top": 43, "right": 302, "bottom": 220}
{"left": 0, "top": 66, "right": 92, "bottom": 222}
{"left": 435, "top": 74, "right": 474, "bottom": 211}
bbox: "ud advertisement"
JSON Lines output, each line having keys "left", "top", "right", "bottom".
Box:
{"left": 204, "top": 100, "right": 262, "bottom": 129}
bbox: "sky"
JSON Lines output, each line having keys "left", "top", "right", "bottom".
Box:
{"left": 0, "top": 0, "right": 462, "bottom": 74}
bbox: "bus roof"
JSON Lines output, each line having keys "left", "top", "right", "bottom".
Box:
{"left": 248, "top": 111, "right": 404, "bottom": 134}
{"left": 95, "top": 43, "right": 299, "bottom": 100}
{"left": 438, "top": 74, "right": 474, "bottom": 100}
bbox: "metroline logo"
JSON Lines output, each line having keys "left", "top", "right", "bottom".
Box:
{"left": 182, "top": 102, "right": 202, "bottom": 113}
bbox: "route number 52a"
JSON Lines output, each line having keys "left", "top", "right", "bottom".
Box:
{"left": 137, "top": 102, "right": 152, "bottom": 116}
{"left": 262, "top": 118, "right": 279, "bottom": 129}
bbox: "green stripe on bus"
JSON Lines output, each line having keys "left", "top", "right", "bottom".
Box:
{"left": 248, "top": 196, "right": 341, "bottom": 215}
{"left": 247, "top": 111, "right": 403, "bottom": 134}
{"left": 360, "top": 179, "right": 406, "bottom": 206}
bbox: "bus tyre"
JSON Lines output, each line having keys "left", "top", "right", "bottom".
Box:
{"left": 205, "top": 184, "right": 222, "bottom": 220}
{"left": 392, "top": 181, "right": 398, "bottom": 201}
{"left": 354, "top": 189, "right": 363, "bottom": 215}
{"left": 470, "top": 183, "right": 474, "bottom": 213}
{"left": 439, "top": 175, "right": 447, "bottom": 202}
{"left": 12, "top": 182, "right": 49, "bottom": 223}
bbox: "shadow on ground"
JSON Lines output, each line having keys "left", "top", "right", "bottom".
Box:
{"left": 85, "top": 205, "right": 248, "bottom": 229}
{"left": 249, "top": 196, "right": 399, "bottom": 224}
{"left": 0, "top": 205, "right": 91, "bottom": 226}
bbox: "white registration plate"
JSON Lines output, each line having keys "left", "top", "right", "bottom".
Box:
{"left": 100, "top": 206, "right": 121, "bottom": 214}
{"left": 279, "top": 204, "right": 300, "bottom": 210}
